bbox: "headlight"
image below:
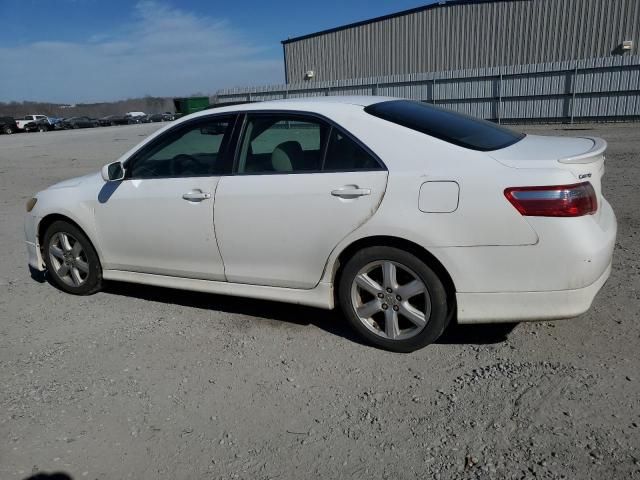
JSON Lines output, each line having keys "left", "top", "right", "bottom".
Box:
{"left": 26, "top": 197, "right": 37, "bottom": 212}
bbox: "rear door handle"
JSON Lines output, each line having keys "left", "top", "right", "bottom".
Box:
{"left": 331, "top": 186, "right": 371, "bottom": 199}
{"left": 182, "top": 190, "right": 211, "bottom": 202}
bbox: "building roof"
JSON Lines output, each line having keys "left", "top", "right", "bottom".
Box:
{"left": 281, "top": 0, "right": 524, "bottom": 45}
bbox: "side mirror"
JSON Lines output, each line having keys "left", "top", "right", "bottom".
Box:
{"left": 101, "top": 161, "right": 125, "bottom": 182}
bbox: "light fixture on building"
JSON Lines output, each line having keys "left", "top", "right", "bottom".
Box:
{"left": 612, "top": 40, "right": 633, "bottom": 55}
{"left": 304, "top": 70, "right": 315, "bottom": 80}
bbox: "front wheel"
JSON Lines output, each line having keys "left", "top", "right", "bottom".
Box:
{"left": 3, "top": 126, "right": 13, "bottom": 134}
{"left": 338, "top": 246, "right": 451, "bottom": 352}
{"left": 43, "top": 221, "right": 103, "bottom": 295}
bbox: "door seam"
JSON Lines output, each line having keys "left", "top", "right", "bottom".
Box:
{"left": 212, "top": 177, "right": 228, "bottom": 281}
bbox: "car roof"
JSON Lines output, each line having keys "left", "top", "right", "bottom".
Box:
{"left": 189, "top": 95, "right": 397, "bottom": 119}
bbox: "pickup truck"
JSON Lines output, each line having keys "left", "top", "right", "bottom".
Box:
{"left": 15, "top": 115, "right": 48, "bottom": 130}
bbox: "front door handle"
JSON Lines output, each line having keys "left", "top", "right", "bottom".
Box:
{"left": 182, "top": 190, "right": 211, "bottom": 202}
{"left": 331, "top": 186, "right": 371, "bottom": 199}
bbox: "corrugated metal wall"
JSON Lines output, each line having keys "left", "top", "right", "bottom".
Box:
{"left": 282, "top": 0, "right": 640, "bottom": 83}
{"left": 214, "top": 55, "right": 640, "bottom": 122}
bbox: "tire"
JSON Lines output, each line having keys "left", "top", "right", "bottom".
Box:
{"left": 338, "top": 246, "right": 451, "bottom": 353}
{"left": 42, "top": 220, "right": 103, "bottom": 295}
{"left": 38, "top": 126, "right": 46, "bottom": 133}
{"left": 3, "top": 126, "right": 13, "bottom": 134}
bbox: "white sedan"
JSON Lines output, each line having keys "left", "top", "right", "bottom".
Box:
{"left": 24, "top": 97, "right": 617, "bottom": 352}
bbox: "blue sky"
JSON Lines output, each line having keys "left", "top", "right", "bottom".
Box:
{"left": 0, "top": 0, "right": 434, "bottom": 103}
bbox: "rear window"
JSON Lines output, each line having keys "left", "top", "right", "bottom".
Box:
{"left": 364, "top": 100, "right": 524, "bottom": 151}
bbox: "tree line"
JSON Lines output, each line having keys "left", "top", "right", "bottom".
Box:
{"left": 0, "top": 95, "right": 206, "bottom": 119}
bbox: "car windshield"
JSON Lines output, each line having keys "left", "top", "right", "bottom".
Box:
{"left": 364, "top": 100, "right": 524, "bottom": 151}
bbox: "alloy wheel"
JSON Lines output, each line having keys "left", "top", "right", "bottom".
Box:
{"left": 48, "top": 232, "right": 90, "bottom": 287}
{"left": 350, "top": 260, "right": 431, "bottom": 340}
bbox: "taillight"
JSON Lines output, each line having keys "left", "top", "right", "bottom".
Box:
{"left": 504, "top": 182, "right": 597, "bottom": 217}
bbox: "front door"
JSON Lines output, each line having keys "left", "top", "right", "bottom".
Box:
{"left": 94, "top": 115, "right": 237, "bottom": 280}
{"left": 214, "top": 113, "right": 388, "bottom": 289}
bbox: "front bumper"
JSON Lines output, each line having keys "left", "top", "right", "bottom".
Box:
{"left": 25, "top": 213, "right": 44, "bottom": 271}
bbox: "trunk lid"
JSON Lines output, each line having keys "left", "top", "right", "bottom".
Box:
{"left": 489, "top": 135, "right": 606, "bottom": 218}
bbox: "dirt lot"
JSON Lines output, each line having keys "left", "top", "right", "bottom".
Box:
{"left": 1, "top": 122, "right": 639, "bottom": 480}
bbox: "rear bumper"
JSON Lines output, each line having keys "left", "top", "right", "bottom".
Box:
{"left": 448, "top": 196, "right": 616, "bottom": 324}
{"left": 456, "top": 261, "right": 611, "bottom": 324}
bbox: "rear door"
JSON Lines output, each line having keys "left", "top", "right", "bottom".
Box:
{"left": 214, "top": 112, "right": 388, "bottom": 289}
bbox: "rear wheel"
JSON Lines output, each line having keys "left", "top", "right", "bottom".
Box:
{"left": 338, "top": 246, "right": 451, "bottom": 352}
{"left": 43, "top": 221, "right": 103, "bottom": 295}
{"left": 3, "top": 126, "right": 13, "bottom": 134}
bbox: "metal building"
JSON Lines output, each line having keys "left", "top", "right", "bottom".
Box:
{"left": 282, "top": 0, "right": 640, "bottom": 83}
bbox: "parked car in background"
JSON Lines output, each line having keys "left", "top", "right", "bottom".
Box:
{"left": 0, "top": 116, "right": 18, "bottom": 134}
{"left": 53, "top": 119, "right": 68, "bottom": 130}
{"left": 149, "top": 112, "right": 175, "bottom": 122}
{"left": 24, "top": 97, "right": 616, "bottom": 352}
{"left": 60, "top": 117, "right": 98, "bottom": 129}
{"left": 16, "top": 115, "right": 48, "bottom": 130}
{"left": 125, "top": 111, "right": 146, "bottom": 119}
{"left": 24, "top": 118, "right": 53, "bottom": 132}
{"left": 48, "top": 116, "right": 63, "bottom": 124}
{"left": 98, "top": 115, "right": 128, "bottom": 126}
{"left": 125, "top": 114, "right": 146, "bottom": 124}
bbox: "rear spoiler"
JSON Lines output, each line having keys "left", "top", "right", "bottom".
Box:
{"left": 558, "top": 136, "right": 607, "bottom": 164}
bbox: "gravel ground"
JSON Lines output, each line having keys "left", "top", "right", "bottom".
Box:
{"left": 0, "top": 122, "right": 638, "bottom": 480}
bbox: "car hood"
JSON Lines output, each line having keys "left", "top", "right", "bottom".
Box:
{"left": 47, "top": 172, "right": 101, "bottom": 190}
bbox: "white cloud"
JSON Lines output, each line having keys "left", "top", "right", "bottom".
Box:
{"left": 0, "top": 1, "right": 283, "bottom": 103}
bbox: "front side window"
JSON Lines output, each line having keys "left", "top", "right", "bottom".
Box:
{"left": 128, "top": 116, "right": 234, "bottom": 178}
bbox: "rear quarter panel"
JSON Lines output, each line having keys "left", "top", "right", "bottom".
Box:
{"left": 323, "top": 111, "right": 548, "bottom": 247}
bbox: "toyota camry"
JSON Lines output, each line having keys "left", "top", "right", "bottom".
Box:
{"left": 24, "top": 97, "right": 617, "bottom": 352}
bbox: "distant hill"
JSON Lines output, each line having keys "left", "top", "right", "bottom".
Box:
{"left": 0, "top": 95, "right": 208, "bottom": 118}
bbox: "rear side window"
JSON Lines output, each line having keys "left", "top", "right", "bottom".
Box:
{"left": 236, "top": 113, "right": 384, "bottom": 174}
{"left": 237, "top": 116, "right": 329, "bottom": 173}
{"left": 364, "top": 100, "right": 524, "bottom": 151}
{"left": 324, "top": 129, "right": 381, "bottom": 171}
